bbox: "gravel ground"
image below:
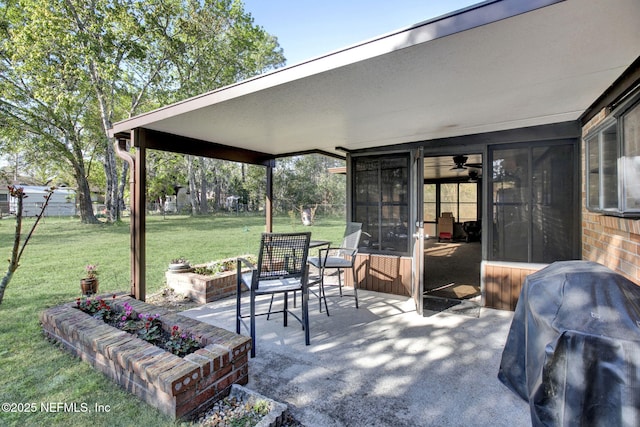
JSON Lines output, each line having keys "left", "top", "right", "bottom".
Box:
{"left": 195, "top": 396, "right": 303, "bottom": 426}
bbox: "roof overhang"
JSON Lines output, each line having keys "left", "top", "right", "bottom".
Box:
{"left": 110, "top": 0, "right": 640, "bottom": 160}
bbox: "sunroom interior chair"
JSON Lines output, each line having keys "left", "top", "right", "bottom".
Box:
{"left": 236, "top": 232, "right": 311, "bottom": 358}
{"left": 307, "top": 222, "right": 362, "bottom": 316}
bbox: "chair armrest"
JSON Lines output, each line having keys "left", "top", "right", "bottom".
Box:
{"left": 236, "top": 257, "right": 256, "bottom": 271}
{"left": 316, "top": 247, "right": 357, "bottom": 265}
{"left": 325, "top": 247, "right": 357, "bottom": 256}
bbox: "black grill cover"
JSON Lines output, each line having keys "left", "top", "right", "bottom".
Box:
{"left": 498, "top": 261, "right": 640, "bottom": 427}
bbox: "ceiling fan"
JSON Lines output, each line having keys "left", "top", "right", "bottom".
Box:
{"left": 449, "top": 155, "right": 482, "bottom": 171}
{"left": 468, "top": 169, "right": 481, "bottom": 182}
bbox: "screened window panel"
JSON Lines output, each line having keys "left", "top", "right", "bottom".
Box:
{"left": 381, "top": 205, "right": 409, "bottom": 252}
{"left": 602, "top": 126, "right": 618, "bottom": 209}
{"left": 623, "top": 102, "right": 640, "bottom": 210}
{"left": 491, "top": 148, "right": 530, "bottom": 262}
{"left": 491, "top": 143, "right": 576, "bottom": 263}
{"left": 458, "top": 204, "right": 477, "bottom": 223}
{"left": 532, "top": 145, "right": 575, "bottom": 262}
{"left": 587, "top": 134, "right": 600, "bottom": 209}
{"left": 423, "top": 184, "right": 436, "bottom": 222}
{"left": 353, "top": 154, "right": 410, "bottom": 254}
{"left": 458, "top": 183, "right": 477, "bottom": 223}
{"left": 441, "top": 183, "right": 458, "bottom": 220}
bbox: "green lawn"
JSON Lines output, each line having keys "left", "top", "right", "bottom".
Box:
{"left": 0, "top": 214, "right": 345, "bottom": 427}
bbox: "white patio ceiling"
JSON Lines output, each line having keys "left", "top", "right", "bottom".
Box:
{"left": 110, "top": 0, "right": 640, "bottom": 159}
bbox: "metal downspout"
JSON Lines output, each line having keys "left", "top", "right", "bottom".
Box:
{"left": 114, "top": 138, "right": 138, "bottom": 298}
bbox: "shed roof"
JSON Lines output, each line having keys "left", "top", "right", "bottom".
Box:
{"left": 110, "top": 0, "right": 640, "bottom": 158}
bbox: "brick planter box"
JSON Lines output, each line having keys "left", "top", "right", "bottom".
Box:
{"left": 166, "top": 258, "right": 251, "bottom": 304}
{"left": 40, "top": 295, "right": 251, "bottom": 420}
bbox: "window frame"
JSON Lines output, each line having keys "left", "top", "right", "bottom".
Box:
{"left": 351, "top": 153, "right": 411, "bottom": 255}
{"left": 488, "top": 140, "right": 579, "bottom": 263}
{"left": 585, "top": 90, "right": 640, "bottom": 217}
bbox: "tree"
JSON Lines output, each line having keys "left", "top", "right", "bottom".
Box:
{"left": 146, "top": 150, "right": 186, "bottom": 210}
{"left": 0, "top": 0, "right": 285, "bottom": 223}
{"left": 0, "top": 186, "right": 53, "bottom": 305}
{"left": 274, "top": 154, "right": 345, "bottom": 215}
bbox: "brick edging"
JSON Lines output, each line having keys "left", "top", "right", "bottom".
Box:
{"left": 40, "top": 294, "right": 251, "bottom": 420}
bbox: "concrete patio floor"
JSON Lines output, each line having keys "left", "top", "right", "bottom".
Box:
{"left": 181, "top": 288, "right": 530, "bottom": 426}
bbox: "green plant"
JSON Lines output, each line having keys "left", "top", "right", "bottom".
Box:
{"left": 225, "top": 398, "right": 272, "bottom": 426}
{"left": 136, "top": 313, "right": 162, "bottom": 343}
{"left": 84, "top": 264, "right": 99, "bottom": 279}
{"left": 75, "top": 295, "right": 117, "bottom": 322}
{"left": 117, "top": 301, "right": 138, "bottom": 331}
{"left": 165, "top": 325, "right": 201, "bottom": 357}
{"left": 0, "top": 185, "right": 54, "bottom": 305}
{"left": 252, "top": 399, "right": 271, "bottom": 416}
{"left": 193, "top": 255, "right": 258, "bottom": 276}
{"left": 75, "top": 299, "right": 200, "bottom": 355}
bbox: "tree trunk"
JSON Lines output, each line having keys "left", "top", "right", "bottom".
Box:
{"left": 187, "top": 155, "right": 199, "bottom": 215}
{"left": 214, "top": 175, "right": 222, "bottom": 211}
{"left": 0, "top": 194, "right": 22, "bottom": 305}
{"left": 72, "top": 158, "right": 99, "bottom": 224}
{"left": 199, "top": 157, "right": 208, "bottom": 214}
{"left": 118, "top": 160, "right": 129, "bottom": 213}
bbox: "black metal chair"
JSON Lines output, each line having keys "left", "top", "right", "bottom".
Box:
{"left": 236, "top": 232, "right": 312, "bottom": 358}
{"left": 307, "top": 222, "right": 362, "bottom": 315}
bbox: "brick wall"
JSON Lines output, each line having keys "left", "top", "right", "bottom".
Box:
{"left": 581, "top": 109, "right": 640, "bottom": 285}
{"left": 166, "top": 269, "right": 240, "bottom": 304}
{"left": 40, "top": 295, "right": 251, "bottom": 420}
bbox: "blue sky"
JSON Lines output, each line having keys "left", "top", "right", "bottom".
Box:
{"left": 242, "top": 0, "right": 480, "bottom": 65}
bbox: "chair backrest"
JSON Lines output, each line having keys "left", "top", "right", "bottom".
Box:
{"left": 338, "top": 222, "right": 362, "bottom": 257}
{"left": 256, "top": 232, "right": 312, "bottom": 280}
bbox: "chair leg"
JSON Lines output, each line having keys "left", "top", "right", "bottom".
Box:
{"left": 283, "top": 291, "right": 288, "bottom": 327}
{"left": 266, "top": 294, "right": 275, "bottom": 320}
{"left": 235, "top": 281, "right": 242, "bottom": 335}
{"left": 302, "top": 287, "right": 310, "bottom": 345}
{"left": 352, "top": 267, "right": 359, "bottom": 309}
{"left": 250, "top": 289, "right": 256, "bottom": 358}
{"left": 319, "top": 269, "right": 329, "bottom": 316}
{"left": 338, "top": 268, "right": 343, "bottom": 296}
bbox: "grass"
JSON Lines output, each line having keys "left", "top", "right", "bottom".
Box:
{"left": 0, "top": 213, "right": 345, "bottom": 427}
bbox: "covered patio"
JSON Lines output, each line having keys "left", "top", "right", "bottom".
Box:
{"left": 102, "top": 0, "right": 640, "bottom": 422}
{"left": 181, "top": 289, "right": 529, "bottom": 426}
{"left": 109, "top": 0, "right": 640, "bottom": 307}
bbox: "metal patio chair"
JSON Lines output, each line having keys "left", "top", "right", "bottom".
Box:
{"left": 236, "top": 232, "right": 312, "bottom": 358}
{"left": 307, "top": 222, "right": 362, "bottom": 315}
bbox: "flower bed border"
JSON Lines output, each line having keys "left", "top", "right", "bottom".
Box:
{"left": 40, "top": 294, "right": 251, "bottom": 420}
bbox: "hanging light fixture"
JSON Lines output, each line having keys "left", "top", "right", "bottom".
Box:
{"left": 450, "top": 155, "right": 468, "bottom": 170}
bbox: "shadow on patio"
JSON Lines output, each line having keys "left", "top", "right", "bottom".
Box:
{"left": 181, "top": 288, "right": 529, "bottom": 427}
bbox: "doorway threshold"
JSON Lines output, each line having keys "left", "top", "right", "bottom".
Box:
{"left": 423, "top": 294, "right": 481, "bottom": 318}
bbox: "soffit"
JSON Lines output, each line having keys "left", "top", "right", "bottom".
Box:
{"left": 110, "top": 0, "right": 640, "bottom": 158}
